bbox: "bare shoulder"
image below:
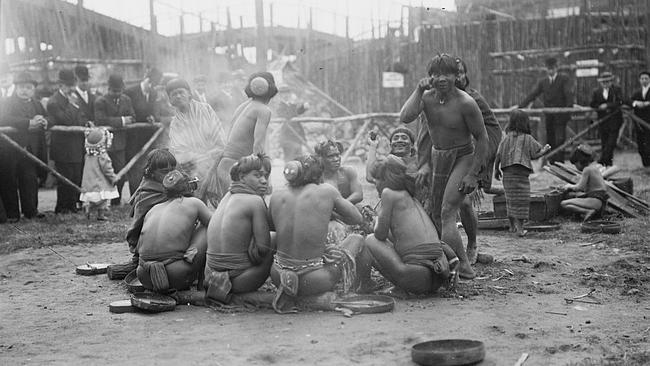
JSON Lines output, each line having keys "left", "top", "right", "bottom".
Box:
{"left": 341, "top": 165, "right": 357, "bottom": 177}
{"left": 380, "top": 187, "right": 404, "bottom": 202}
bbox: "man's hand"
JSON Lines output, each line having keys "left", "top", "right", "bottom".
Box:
{"left": 599, "top": 103, "right": 608, "bottom": 110}
{"left": 562, "top": 183, "right": 573, "bottom": 192}
{"left": 417, "top": 77, "right": 433, "bottom": 93}
{"left": 123, "top": 116, "right": 134, "bottom": 126}
{"left": 415, "top": 165, "right": 431, "bottom": 187}
{"left": 459, "top": 174, "right": 479, "bottom": 194}
{"left": 541, "top": 144, "right": 552, "bottom": 154}
{"left": 28, "top": 115, "right": 47, "bottom": 130}
{"left": 494, "top": 168, "right": 502, "bottom": 181}
{"left": 146, "top": 115, "right": 156, "bottom": 123}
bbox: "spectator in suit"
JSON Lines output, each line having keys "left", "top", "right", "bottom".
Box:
{"left": 47, "top": 69, "right": 87, "bottom": 214}
{"left": 589, "top": 72, "right": 624, "bottom": 167}
{"left": 94, "top": 74, "right": 136, "bottom": 206}
{"left": 0, "top": 72, "right": 48, "bottom": 221}
{"left": 630, "top": 71, "right": 650, "bottom": 170}
{"left": 124, "top": 67, "right": 163, "bottom": 194}
{"left": 518, "top": 57, "right": 575, "bottom": 163}
{"left": 73, "top": 65, "right": 96, "bottom": 122}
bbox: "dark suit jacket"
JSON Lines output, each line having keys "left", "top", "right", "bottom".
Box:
{"left": 47, "top": 91, "right": 86, "bottom": 163}
{"left": 630, "top": 88, "right": 650, "bottom": 122}
{"left": 589, "top": 85, "right": 624, "bottom": 123}
{"left": 124, "top": 84, "right": 158, "bottom": 122}
{"left": 519, "top": 72, "right": 574, "bottom": 108}
{"left": 0, "top": 96, "right": 48, "bottom": 162}
{"left": 94, "top": 94, "right": 136, "bottom": 151}
{"left": 74, "top": 89, "right": 96, "bottom": 122}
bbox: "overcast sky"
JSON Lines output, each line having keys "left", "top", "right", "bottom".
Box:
{"left": 75, "top": 0, "right": 456, "bottom": 39}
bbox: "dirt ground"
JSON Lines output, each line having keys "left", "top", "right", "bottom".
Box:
{"left": 1, "top": 152, "right": 649, "bottom": 365}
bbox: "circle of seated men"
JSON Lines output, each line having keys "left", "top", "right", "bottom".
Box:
{"left": 134, "top": 140, "right": 458, "bottom": 314}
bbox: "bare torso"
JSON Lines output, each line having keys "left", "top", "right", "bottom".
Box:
{"left": 379, "top": 189, "right": 440, "bottom": 251}
{"left": 138, "top": 198, "right": 203, "bottom": 257}
{"left": 581, "top": 165, "right": 608, "bottom": 193}
{"left": 223, "top": 99, "right": 271, "bottom": 158}
{"left": 323, "top": 168, "right": 351, "bottom": 199}
{"left": 422, "top": 89, "right": 476, "bottom": 149}
{"left": 207, "top": 192, "right": 269, "bottom": 255}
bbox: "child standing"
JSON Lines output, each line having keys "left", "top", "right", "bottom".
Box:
{"left": 80, "top": 128, "right": 119, "bottom": 220}
{"left": 560, "top": 145, "right": 609, "bottom": 221}
{"left": 494, "top": 109, "right": 551, "bottom": 236}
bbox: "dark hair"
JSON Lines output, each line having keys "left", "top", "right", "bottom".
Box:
{"left": 143, "top": 148, "right": 177, "bottom": 179}
{"left": 230, "top": 153, "right": 272, "bottom": 181}
{"left": 390, "top": 126, "right": 415, "bottom": 144}
{"left": 545, "top": 57, "right": 558, "bottom": 68}
{"left": 454, "top": 57, "right": 470, "bottom": 89}
{"left": 314, "top": 139, "right": 344, "bottom": 157}
{"left": 639, "top": 71, "right": 650, "bottom": 78}
{"left": 244, "top": 71, "right": 278, "bottom": 102}
{"left": 146, "top": 67, "right": 163, "bottom": 85}
{"left": 427, "top": 53, "right": 459, "bottom": 77}
{"left": 165, "top": 78, "right": 191, "bottom": 95}
{"left": 283, "top": 154, "right": 323, "bottom": 187}
{"left": 570, "top": 145, "right": 594, "bottom": 166}
{"left": 370, "top": 155, "right": 415, "bottom": 197}
{"left": 506, "top": 109, "right": 532, "bottom": 135}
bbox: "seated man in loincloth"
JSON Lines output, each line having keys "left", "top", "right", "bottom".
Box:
{"left": 269, "top": 154, "right": 365, "bottom": 313}
{"left": 561, "top": 145, "right": 609, "bottom": 221}
{"left": 136, "top": 170, "right": 211, "bottom": 292}
{"left": 358, "top": 155, "right": 459, "bottom": 294}
{"left": 400, "top": 53, "right": 488, "bottom": 279}
{"left": 315, "top": 139, "right": 363, "bottom": 204}
{"left": 204, "top": 153, "right": 274, "bottom": 304}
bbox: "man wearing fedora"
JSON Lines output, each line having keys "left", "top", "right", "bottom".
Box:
{"left": 589, "top": 71, "right": 624, "bottom": 167}
{"left": 73, "top": 65, "right": 96, "bottom": 122}
{"left": 519, "top": 57, "right": 575, "bottom": 163}
{"left": 94, "top": 74, "right": 135, "bottom": 206}
{"left": 0, "top": 71, "right": 48, "bottom": 221}
{"left": 630, "top": 71, "right": 650, "bottom": 170}
{"left": 47, "top": 69, "right": 88, "bottom": 214}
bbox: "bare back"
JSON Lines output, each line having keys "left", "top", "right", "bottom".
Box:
{"left": 580, "top": 165, "right": 608, "bottom": 193}
{"left": 421, "top": 88, "right": 482, "bottom": 149}
{"left": 376, "top": 188, "right": 439, "bottom": 251}
{"left": 138, "top": 197, "right": 209, "bottom": 257}
{"left": 270, "top": 183, "right": 361, "bottom": 260}
{"left": 223, "top": 100, "right": 271, "bottom": 158}
{"left": 207, "top": 192, "right": 269, "bottom": 255}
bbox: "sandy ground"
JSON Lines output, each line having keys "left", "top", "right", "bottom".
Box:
{"left": 1, "top": 156, "right": 649, "bottom": 365}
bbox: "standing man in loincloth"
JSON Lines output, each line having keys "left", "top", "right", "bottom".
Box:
{"left": 269, "top": 155, "right": 365, "bottom": 313}
{"left": 400, "top": 53, "right": 488, "bottom": 279}
{"left": 359, "top": 155, "right": 459, "bottom": 294}
{"left": 213, "top": 72, "right": 278, "bottom": 205}
{"left": 204, "top": 153, "right": 273, "bottom": 304}
{"left": 136, "top": 170, "right": 211, "bottom": 292}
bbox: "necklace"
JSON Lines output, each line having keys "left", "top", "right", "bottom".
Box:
{"left": 439, "top": 98, "right": 445, "bottom": 105}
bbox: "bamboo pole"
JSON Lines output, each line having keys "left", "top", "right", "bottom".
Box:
{"left": 340, "top": 118, "right": 373, "bottom": 163}
{"left": 543, "top": 109, "right": 619, "bottom": 160}
{"left": 0, "top": 132, "right": 82, "bottom": 192}
{"left": 113, "top": 126, "right": 165, "bottom": 183}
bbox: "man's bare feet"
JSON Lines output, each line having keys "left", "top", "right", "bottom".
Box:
{"left": 466, "top": 246, "right": 478, "bottom": 264}
{"left": 583, "top": 209, "right": 597, "bottom": 222}
{"left": 458, "top": 262, "right": 476, "bottom": 279}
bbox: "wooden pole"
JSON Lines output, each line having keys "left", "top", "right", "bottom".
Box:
{"left": 544, "top": 109, "right": 618, "bottom": 160}
{"left": 0, "top": 132, "right": 82, "bottom": 192}
{"left": 113, "top": 126, "right": 165, "bottom": 183}
{"left": 341, "top": 118, "right": 373, "bottom": 163}
{"left": 149, "top": 0, "right": 157, "bottom": 64}
{"left": 255, "top": 0, "right": 267, "bottom": 69}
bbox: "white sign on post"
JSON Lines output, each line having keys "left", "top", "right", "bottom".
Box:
{"left": 576, "top": 68, "right": 599, "bottom": 78}
{"left": 382, "top": 72, "right": 404, "bottom": 88}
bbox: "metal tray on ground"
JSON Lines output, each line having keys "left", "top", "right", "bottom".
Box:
{"left": 412, "top": 339, "right": 485, "bottom": 366}
{"left": 76, "top": 263, "right": 112, "bottom": 275}
{"left": 333, "top": 294, "right": 395, "bottom": 314}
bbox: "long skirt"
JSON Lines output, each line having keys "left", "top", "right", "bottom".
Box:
{"left": 502, "top": 165, "right": 531, "bottom": 220}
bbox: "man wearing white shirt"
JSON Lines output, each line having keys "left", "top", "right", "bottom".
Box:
{"left": 630, "top": 71, "right": 650, "bottom": 169}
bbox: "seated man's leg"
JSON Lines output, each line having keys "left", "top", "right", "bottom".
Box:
{"left": 362, "top": 235, "right": 443, "bottom": 294}
{"left": 459, "top": 197, "right": 478, "bottom": 264}
{"left": 441, "top": 154, "right": 475, "bottom": 279}
{"left": 270, "top": 264, "right": 339, "bottom": 297}
{"left": 561, "top": 198, "right": 602, "bottom": 220}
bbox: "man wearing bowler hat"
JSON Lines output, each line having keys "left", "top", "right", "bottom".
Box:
{"left": 0, "top": 71, "right": 49, "bottom": 221}
{"left": 47, "top": 69, "right": 87, "bottom": 214}
{"left": 519, "top": 57, "right": 575, "bottom": 163}
{"left": 589, "top": 71, "right": 624, "bottom": 167}
{"left": 94, "top": 74, "right": 136, "bottom": 206}
{"left": 73, "top": 65, "right": 96, "bottom": 122}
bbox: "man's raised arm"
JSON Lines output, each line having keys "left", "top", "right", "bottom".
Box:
{"left": 331, "top": 186, "right": 362, "bottom": 225}
{"left": 252, "top": 107, "right": 271, "bottom": 154}
{"left": 399, "top": 77, "right": 430, "bottom": 124}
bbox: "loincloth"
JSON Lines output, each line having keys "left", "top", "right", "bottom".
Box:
{"left": 427, "top": 143, "right": 475, "bottom": 233}
{"left": 203, "top": 252, "right": 254, "bottom": 304}
{"left": 272, "top": 246, "right": 356, "bottom": 313}
{"left": 579, "top": 189, "right": 609, "bottom": 216}
{"left": 138, "top": 255, "right": 184, "bottom": 293}
{"left": 397, "top": 242, "right": 449, "bottom": 279}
